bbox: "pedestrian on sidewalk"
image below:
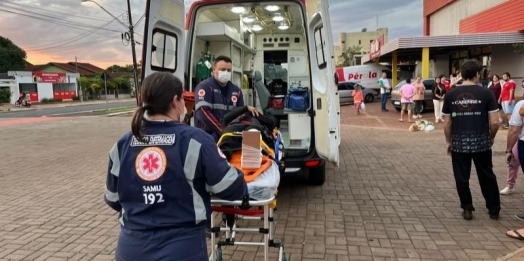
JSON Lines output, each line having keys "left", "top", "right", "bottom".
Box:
{"left": 442, "top": 59, "right": 501, "bottom": 221}
{"left": 432, "top": 75, "right": 446, "bottom": 123}
{"left": 500, "top": 142, "right": 520, "bottom": 195}
{"left": 378, "top": 71, "right": 390, "bottom": 112}
{"left": 352, "top": 84, "right": 364, "bottom": 115}
{"left": 412, "top": 76, "right": 425, "bottom": 119}
{"left": 506, "top": 101, "right": 524, "bottom": 240}
{"left": 505, "top": 100, "right": 524, "bottom": 221}
{"left": 398, "top": 78, "right": 415, "bottom": 123}
{"left": 499, "top": 72, "right": 516, "bottom": 129}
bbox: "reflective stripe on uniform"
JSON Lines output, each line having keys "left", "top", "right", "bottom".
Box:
{"left": 195, "top": 101, "right": 237, "bottom": 111}
{"left": 183, "top": 139, "right": 207, "bottom": 224}
{"left": 105, "top": 185, "right": 119, "bottom": 202}
{"left": 206, "top": 166, "right": 239, "bottom": 194}
{"left": 109, "top": 143, "right": 120, "bottom": 177}
{"left": 119, "top": 208, "right": 125, "bottom": 226}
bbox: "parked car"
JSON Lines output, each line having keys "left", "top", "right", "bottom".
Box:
{"left": 338, "top": 82, "right": 379, "bottom": 104}
{"left": 390, "top": 78, "right": 436, "bottom": 112}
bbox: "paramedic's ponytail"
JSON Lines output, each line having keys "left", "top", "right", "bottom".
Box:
{"left": 131, "top": 72, "right": 184, "bottom": 143}
{"left": 131, "top": 105, "right": 148, "bottom": 142}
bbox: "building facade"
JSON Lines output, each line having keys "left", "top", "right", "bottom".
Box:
{"left": 424, "top": 0, "right": 524, "bottom": 36}
{"left": 335, "top": 28, "right": 388, "bottom": 65}
{"left": 423, "top": 0, "right": 524, "bottom": 82}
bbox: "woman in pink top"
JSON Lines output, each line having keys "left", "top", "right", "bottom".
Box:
{"left": 399, "top": 78, "right": 416, "bottom": 122}
{"left": 412, "top": 76, "right": 425, "bottom": 119}
{"left": 352, "top": 84, "right": 364, "bottom": 115}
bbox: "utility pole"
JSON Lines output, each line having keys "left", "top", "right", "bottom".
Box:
{"left": 104, "top": 72, "right": 108, "bottom": 104}
{"left": 76, "top": 56, "right": 83, "bottom": 102}
{"left": 127, "top": 0, "right": 140, "bottom": 106}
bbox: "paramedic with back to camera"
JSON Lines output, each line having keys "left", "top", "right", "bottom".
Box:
{"left": 194, "top": 55, "right": 261, "bottom": 140}
{"left": 104, "top": 72, "right": 248, "bottom": 261}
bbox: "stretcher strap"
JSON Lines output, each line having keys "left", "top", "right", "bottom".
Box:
{"left": 217, "top": 132, "right": 275, "bottom": 157}
{"left": 211, "top": 206, "right": 264, "bottom": 216}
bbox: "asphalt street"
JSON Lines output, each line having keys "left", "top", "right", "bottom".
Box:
{"left": 0, "top": 101, "right": 137, "bottom": 118}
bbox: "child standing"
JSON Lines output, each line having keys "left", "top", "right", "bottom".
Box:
{"left": 353, "top": 85, "right": 364, "bottom": 115}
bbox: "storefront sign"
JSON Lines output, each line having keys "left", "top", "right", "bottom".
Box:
{"left": 32, "top": 72, "right": 67, "bottom": 83}
{"left": 370, "top": 34, "right": 385, "bottom": 60}
{"left": 53, "top": 91, "right": 77, "bottom": 100}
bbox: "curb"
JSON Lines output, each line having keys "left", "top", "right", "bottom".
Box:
{"left": 0, "top": 108, "right": 37, "bottom": 113}
{"left": 105, "top": 111, "right": 134, "bottom": 117}
{"left": 496, "top": 247, "right": 524, "bottom": 261}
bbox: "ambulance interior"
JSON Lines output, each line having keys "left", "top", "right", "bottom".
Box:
{"left": 190, "top": 2, "right": 313, "bottom": 154}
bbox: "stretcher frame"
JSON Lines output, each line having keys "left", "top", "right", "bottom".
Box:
{"left": 208, "top": 195, "right": 287, "bottom": 261}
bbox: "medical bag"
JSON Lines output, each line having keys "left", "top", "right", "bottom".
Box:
{"left": 285, "top": 87, "right": 309, "bottom": 111}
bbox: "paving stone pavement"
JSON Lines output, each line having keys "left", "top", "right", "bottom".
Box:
{"left": 1, "top": 107, "right": 524, "bottom": 261}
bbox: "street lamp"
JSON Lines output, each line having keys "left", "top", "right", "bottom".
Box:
{"left": 81, "top": 0, "right": 141, "bottom": 106}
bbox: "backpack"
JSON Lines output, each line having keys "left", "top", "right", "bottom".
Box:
{"left": 285, "top": 87, "right": 309, "bottom": 111}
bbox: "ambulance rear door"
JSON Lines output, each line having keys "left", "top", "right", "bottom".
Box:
{"left": 306, "top": 0, "right": 340, "bottom": 166}
{"left": 142, "top": 0, "right": 185, "bottom": 81}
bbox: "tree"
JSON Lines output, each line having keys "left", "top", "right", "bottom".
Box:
{"left": 337, "top": 45, "right": 362, "bottom": 67}
{"left": 78, "top": 76, "right": 92, "bottom": 100}
{"left": 0, "top": 36, "right": 26, "bottom": 73}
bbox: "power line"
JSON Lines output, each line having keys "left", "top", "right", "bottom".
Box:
{"left": 41, "top": 37, "right": 119, "bottom": 53}
{"left": 1, "top": 0, "right": 114, "bottom": 22}
{"left": 25, "top": 15, "right": 124, "bottom": 51}
{"left": 0, "top": 7, "right": 122, "bottom": 34}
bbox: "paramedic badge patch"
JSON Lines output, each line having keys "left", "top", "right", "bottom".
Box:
{"left": 231, "top": 96, "right": 237, "bottom": 103}
{"left": 198, "top": 89, "right": 205, "bottom": 97}
{"left": 135, "top": 147, "right": 167, "bottom": 181}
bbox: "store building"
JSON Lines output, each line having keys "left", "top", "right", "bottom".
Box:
{"left": 361, "top": 0, "right": 524, "bottom": 89}
{"left": 7, "top": 71, "right": 80, "bottom": 104}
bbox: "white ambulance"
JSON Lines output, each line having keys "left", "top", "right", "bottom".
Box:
{"left": 141, "top": 0, "right": 340, "bottom": 185}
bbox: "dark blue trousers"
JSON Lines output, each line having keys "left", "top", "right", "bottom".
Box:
{"left": 116, "top": 225, "right": 208, "bottom": 261}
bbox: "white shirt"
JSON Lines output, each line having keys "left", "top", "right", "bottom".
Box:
{"left": 379, "top": 78, "right": 390, "bottom": 94}
{"left": 509, "top": 100, "right": 524, "bottom": 141}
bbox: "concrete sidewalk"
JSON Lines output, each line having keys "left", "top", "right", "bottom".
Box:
{"left": 498, "top": 247, "right": 524, "bottom": 261}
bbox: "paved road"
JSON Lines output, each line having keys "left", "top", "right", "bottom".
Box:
{"left": 0, "top": 101, "right": 136, "bottom": 118}
{"left": 1, "top": 104, "right": 524, "bottom": 260}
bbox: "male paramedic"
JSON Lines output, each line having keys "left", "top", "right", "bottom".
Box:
{"left": 378, "top": 71, "right": 390, "bottom": 112}
{"left": 194, "top": 55, "right": 261, "bottom": 140}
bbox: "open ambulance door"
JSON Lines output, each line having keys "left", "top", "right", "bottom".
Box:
{"left": 307, "top": 0, "right": 340, "bottom": 166}
{"left": 142, "top": 0, "right": 186, "bottom": 83}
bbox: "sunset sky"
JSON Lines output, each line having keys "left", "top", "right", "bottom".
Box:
{"left": 0, "top": 0, "right": 422, "bottom": 69}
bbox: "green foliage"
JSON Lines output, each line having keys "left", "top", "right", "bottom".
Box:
{"left": 0, "top": 36, "right": 27, "bottom": 73}
{"left": 0, "top": 87, "right": 11, "bottom": 103}
{"left": 337, "top": 45, "right": 362, "bottom": 67}
{"left": 40, "top": 98, "right": 62, "bottom": 103}
{"left": 106, "top": 64, "right": 134, "bottom": 73}
{"left": 513, "top": 44, "right": 524, "bottom": 54}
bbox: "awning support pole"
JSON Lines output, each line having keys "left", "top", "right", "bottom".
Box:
{"left": 392, "top": 51, "right": 398, "bottom": 87}
{"left": 422, "top": 47, "right": 430, "bottom": 78}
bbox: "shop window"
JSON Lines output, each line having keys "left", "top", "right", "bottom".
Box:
{"left": 151, "top": 29, "right": 178, "bottom": 72}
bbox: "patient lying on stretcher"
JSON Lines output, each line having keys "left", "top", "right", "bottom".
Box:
{"left": 217, "top": 106, "right": 284, "bottom": 201}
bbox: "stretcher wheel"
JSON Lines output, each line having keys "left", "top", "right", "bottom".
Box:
{"left": 215, "top": 248, "right": 222, "bottom": 261}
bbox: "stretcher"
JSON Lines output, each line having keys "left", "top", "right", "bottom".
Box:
{"left": 209, "top": 123, "right": 287, "bottom": 261}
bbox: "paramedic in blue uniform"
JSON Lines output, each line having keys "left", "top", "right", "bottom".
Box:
{"left": 104, "top": 72, "right": 248, "bottom": 261}
{"left": 194, "top": 55, "right": 261, "bottom": 139}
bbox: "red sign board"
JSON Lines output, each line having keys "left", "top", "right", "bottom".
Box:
{"left": 369, "top": 34, "right": 385, "bottom": 60}
{"left": 29, "top": 92, "right": 39, "bottom": 102}
{"left": 53, "top": 91, "right": 77, "bottom": 100}
{"left": 33, "top": 72, "right": 67, "bottom": 83}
